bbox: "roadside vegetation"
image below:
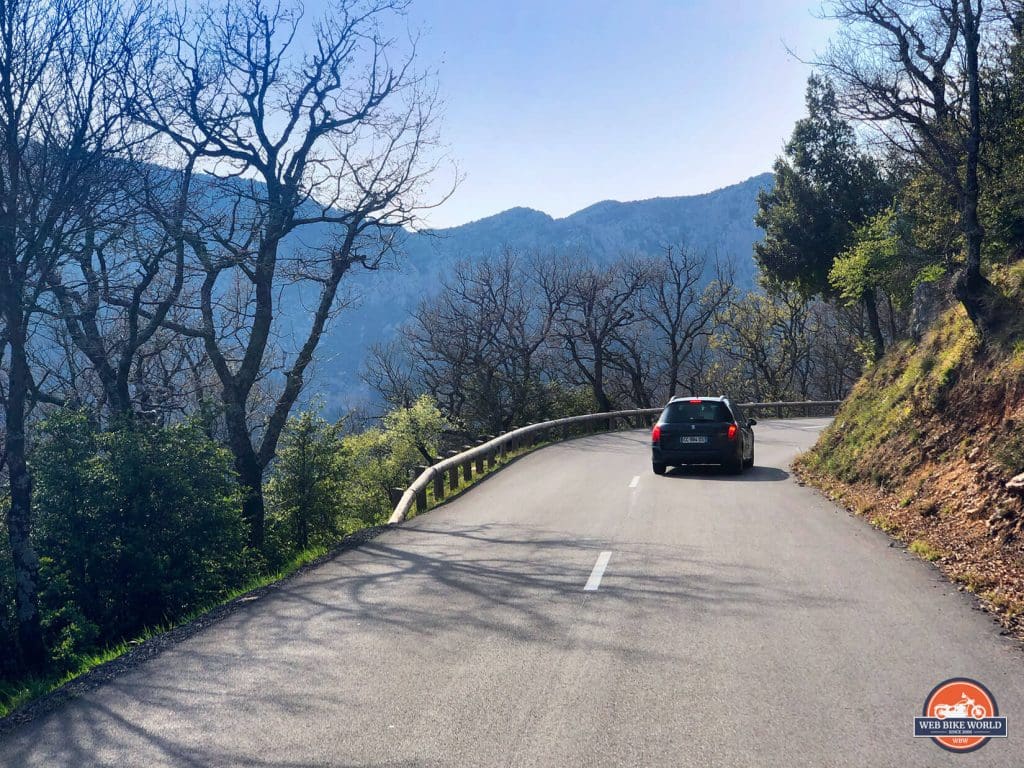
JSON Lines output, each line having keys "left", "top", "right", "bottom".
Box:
{"left": 797, "top": 266, "right": 1024, "bottom": 636}
{"left": 768, "top": 3, "right": 1024, "bottom": 637}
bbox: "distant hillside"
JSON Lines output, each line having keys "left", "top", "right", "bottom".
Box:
{"left": 307, "top": 172, "right": 774, "bottom": 408}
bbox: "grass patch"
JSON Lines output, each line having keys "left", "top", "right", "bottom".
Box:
{"left": 870, "top": 512, "right": 900, "bottom": 534}
{"left": 908, "top": 539, "right": 945, "bottom": 562}
{"left": 0, "top": 543, "right": 333, "bottom": 720}
{"left": 802, "top": 304, "right": 980, "bottom": 485}
{"left": 953, "top": 570, "right": 998, "bottom": 594}
{"left": 981, "top": 590, "right": 1024, "bottom": 619}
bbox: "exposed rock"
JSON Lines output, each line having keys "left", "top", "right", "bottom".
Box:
{"left": 965, "top": 504, "right": 986, "bottom": 520}
{"left": 1005, "top": 472, "right": 1024, "bottom": 495}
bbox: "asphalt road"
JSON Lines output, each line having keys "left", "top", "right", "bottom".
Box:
{"left": 2, "top": 419, "right": 1023, "bottom": 767}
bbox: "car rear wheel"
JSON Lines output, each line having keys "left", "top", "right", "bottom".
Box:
{"left": 725, "top": 454, "right": 743, "bottom": 475}
{"left": 744, "top": 448, "right": 754, "bottom": 468}
{"left": 652, "top": 462, "right": 667, "bottom": 475}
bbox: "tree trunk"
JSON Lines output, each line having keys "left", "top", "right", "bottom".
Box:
{"left": 236, "top": 452, "right": 266, "bottom": 551}
{"left": 592, "top": 356, "right": 613, "bottom": 412}
{"left": 3, "top": 320, "right": 46, "bottom": 671}
{"left": 223, "top": 394, "right": 266, "bottom": 549}
{"left": 955, "top": 0, "right": 996, "bottom": 334}
{"left": 863, "top": 289, "right": 885, "bottom": 362}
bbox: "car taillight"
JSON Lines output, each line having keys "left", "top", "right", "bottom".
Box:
{"left": 727, "top": 423, "right": 737, "bottom": 440}
{"left": 689, "top": 399, "right": 701, "bottom": 404}
{"left": 652, "top": 424, "right": 661, "bottom": 444}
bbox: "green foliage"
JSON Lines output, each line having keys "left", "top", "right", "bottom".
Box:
{"left": 899, "top": 168, "right": 960, "bottom": 263}
{"left": 830, "top": 208, "right": 927, "bottom": 309}
{"left": 31, "top": 412, "right": 250, "bottom": 667}
{"left": 981, "top": 18, "right": 1024, "bottom": 260}
{"left": 755, "top": 75, "right": 892, "bottom": 296}
{"left": 908, "top": 539, "right": 945, "bottom": 562}
{"left": 830, "top": 209, "right": 901, "bottom": 306}
{"left": 342, "top": 395, "right": 451, "bottom": 522}
{"left": 265, "top": 411, "right": 350, "bottom": 563}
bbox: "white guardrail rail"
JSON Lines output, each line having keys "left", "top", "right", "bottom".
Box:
{"left": 388, "top": 400, "right": 841, "bottom": 524}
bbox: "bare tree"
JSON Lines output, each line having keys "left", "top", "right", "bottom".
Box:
{"left": 377, "top": 250, "right": 561, "bottom": 434}
{"left": 820, "top": 0, "right": 1009, "bottom": 332}
{"left": 643, "top": 247, "right": 734, "bottom": 400}
{"left": 364, "top": 339, "right": 418, "bottom": 411}
{"left": 41, "top": 162, "right": 196, "bottom": 420}
{"left": 133, "top": 0, "right": 442, "bottom": 546}
{"left": 0, "top": 0, "right": 148, "bottom": 669}
{"left": 547, "top": 256, "right": 650, "bottom": 412}
{"left": 713, "top": 289, "right": 817, "bottom": 401}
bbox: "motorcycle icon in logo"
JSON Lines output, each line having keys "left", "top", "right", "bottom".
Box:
{"left": 934, "top": 693, "right": 987, "bottom": 722}
{"left": 914, "top": 678, "right": 1008, "bottom": 753}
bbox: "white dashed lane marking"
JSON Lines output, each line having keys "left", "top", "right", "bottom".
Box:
{"left": 584, "top": 551, "right": 613, "bottom": 591}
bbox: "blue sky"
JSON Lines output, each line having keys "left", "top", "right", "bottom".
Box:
{"left": 379, "top": 1, "right": 835, "bottom": 227}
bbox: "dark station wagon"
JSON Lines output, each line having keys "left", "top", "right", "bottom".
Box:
{"left": 651, "top": 396, "right": 755, "bottom": 475}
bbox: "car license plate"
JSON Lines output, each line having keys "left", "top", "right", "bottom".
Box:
{"left": 679, "top": 436, "right": 708, "bottom": 445}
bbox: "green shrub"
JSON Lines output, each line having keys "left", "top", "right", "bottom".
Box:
{"left": 342, "top": 395, "right": 451, "bottom": 522}
{"left": 265, "top": 411, "right": 350, "bottom": 565}
{"left": 31, "top": 412, "right": 250, "bottom": 659}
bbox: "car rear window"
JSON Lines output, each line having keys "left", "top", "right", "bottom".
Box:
{"left": 662, "top": 400, "right": 732, "bottom": 423}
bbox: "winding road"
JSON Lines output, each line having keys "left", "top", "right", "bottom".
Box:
{"left": 2, "top": 419, "right": 1023, "bottom": 766}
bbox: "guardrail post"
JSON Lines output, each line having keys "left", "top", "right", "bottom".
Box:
{"left": 432, "top": 470, "right": 445, "bottom": 502}
{"left": 444, "top": 450, "right": 458, "bottom": 491}
{"left": 462, "top": 445, "right": 473, "bottom": 481}
{"left": 415, "top": 465, "right": 429, "bottom": 512}
{"left": 388, "top": 487, "right": 403, "bottom": 506}
{"left": 474, "top": 443, "right": 485, "bottom": 474}
{"left": 775, "top": 403, "right": 782, "bottom": 419}
{"left": 561, "top": 423, "right": 570, "bottom": 441}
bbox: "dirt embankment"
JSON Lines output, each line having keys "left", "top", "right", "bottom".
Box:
{"left": 797, "top": 271, "right": 1024, "bottom": 638}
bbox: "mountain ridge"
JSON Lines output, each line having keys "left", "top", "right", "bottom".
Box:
{"left": 309, "top": 171, "right": 775, "bottom": 409}
{"left": 437, "top": 172, "right": 772, "bottom": 230}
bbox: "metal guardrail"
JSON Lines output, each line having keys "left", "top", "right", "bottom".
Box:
{"left": 388, "top": 400, "right": 841, "bottom": 524}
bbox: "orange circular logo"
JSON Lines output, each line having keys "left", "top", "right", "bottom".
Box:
{"left": 915, "top": 678, "right": 1007, "bottom": 753}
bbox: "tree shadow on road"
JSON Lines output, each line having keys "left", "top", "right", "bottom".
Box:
{"left": 0, "top": 520, "right": 849, "bottom": 767}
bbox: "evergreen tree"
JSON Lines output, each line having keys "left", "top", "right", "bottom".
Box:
{"left": 755, "top": 76, "right": 892, "bottom": 357}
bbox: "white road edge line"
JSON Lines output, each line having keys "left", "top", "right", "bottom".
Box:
{"left": 628, "top": 475, "right": 640, "bottom": 488}
{"left": 584, "top": 551, "right": 613, "bottom": 591}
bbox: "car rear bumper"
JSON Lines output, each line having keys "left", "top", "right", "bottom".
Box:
{"left": 652, "top": 445, "right": 737, "bottom": 465}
